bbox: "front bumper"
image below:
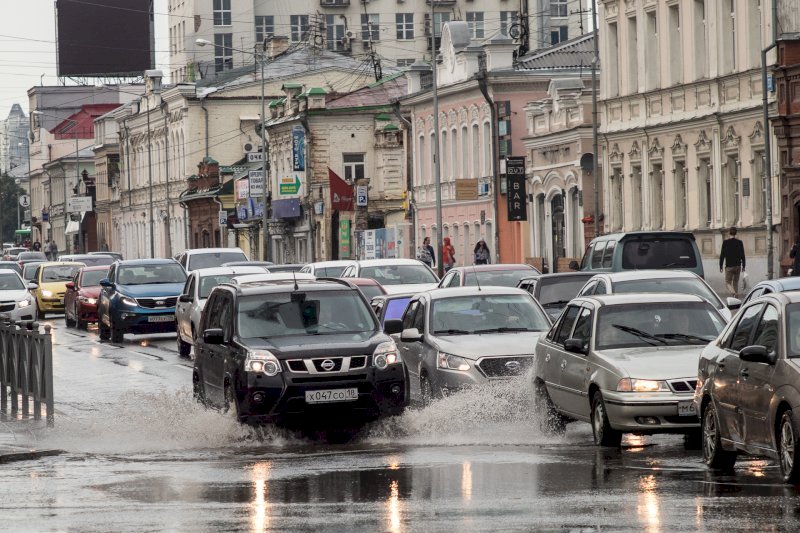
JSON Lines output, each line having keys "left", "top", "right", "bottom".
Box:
{"left": 37, "top": 296, "right": 64, "bottom": 312}
{"left": 76, "top": 302, "right": 99, "bottom": 322}
{"left": 602, "top": 390, "right": 699, "bottom": 433}
{"left": 0, "top": 304, "right": 36, "bottom": 322}
{"left": 110, "top": 307, "right": 177, "bottom": 334}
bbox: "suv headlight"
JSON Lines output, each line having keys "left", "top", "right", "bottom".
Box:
{"left": 245, "top": 349, "right": 281, "bottom": 376}
{"left": 373, "top": 340, "right": 401, "bottom": 370}
{"left": 616, "top": 378, "right": 670, "bottom": 392}
{"left": 437, "top": 352, "right": 470, "bottom": 371}
{"left": 120, "top": 296, "right": 138, "bottom": 307}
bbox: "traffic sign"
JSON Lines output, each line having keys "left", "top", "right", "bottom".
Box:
{"left": 356, "top": 185, "right": 368, "bottom": 207}
{"left": 19, "top": 195, "right": 30, "bottom": 208}
{"left": 218, "top": 210, "right": 227, "bottom": 226}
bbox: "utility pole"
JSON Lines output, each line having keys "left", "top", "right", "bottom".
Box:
{"left": 591, "top": 0, "right": 600, "bottom": 238}
{"left": 430, "top": 0, "right": 443, "bottom": 278}
{"left": 260, "top": 39, "right": 272, "bottom": 263}
{"left": 146, "top": 97, "right": 154, "bottom": 258}
{"left": 762, "top": 0, "right": 778, "bottom": 279}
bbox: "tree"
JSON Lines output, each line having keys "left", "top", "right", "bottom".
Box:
{"left": 0, "top": 173, "right": 24, "bottom": 244}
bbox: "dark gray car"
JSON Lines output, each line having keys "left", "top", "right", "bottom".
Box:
{"left": 696, "top": 292, "right": 800, "bottom": 483}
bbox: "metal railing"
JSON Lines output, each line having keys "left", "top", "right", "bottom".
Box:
{"left": 0, "top": 320, "right": 54, "bottom": 426}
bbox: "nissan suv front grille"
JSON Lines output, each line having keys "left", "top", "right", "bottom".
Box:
{"left": 285, "top": 356, "right": 370, "bottom": 374}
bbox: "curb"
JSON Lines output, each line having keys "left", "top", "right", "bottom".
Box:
{"left": 0, "top": 446, "right": 63, "bottom": 464}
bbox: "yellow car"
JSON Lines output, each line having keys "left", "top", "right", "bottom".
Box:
{"left": 30, "top": 262, "right": 85, "bottom": 319}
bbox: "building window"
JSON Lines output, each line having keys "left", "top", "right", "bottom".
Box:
{"left": 606, "top": 22, "right": 619, "bottom": 96}
{"left": 396, "top": 58, "right": 415, "bottom": 67}
{"left": 212, "top": 0, "right": 230, "bottom": 26}
{"left": 668, "top": 5, "right": 682, "bottom": 85}
{"left": 291, "top": 15, "right": 309, "bottom": 42}
{"left": 255, "top": 16, "right": 274, "bottom": 45}
{"left": 674, "top": 161, "right": 687, "bottom": 229}
{"left": 326, "top": 15, "right": 346, "bottom": 51}
{"left": 214, "top": 33, "right": 233, "bottom": 72}
{"left": 753, "top": 150, "right": 766, "bottom": 223}
{"left": 361, "top": 13, "right": 380, "bottom": 41}
{"left": 471, "top": 124, "right": 480, "bottom": 179}
{"left": 650, "top": 162, "right": 664, "bottom": 229}
{"left": 427, "top": 12, "right": 450, "bottom": 37}
{"left": 725, "top": 154, "right": 740, "bottom": 225}
{"left": 461, "top": 126, "right": 468, "bottom": 179}
{"left": 343, "top": 153, "right": 365, "bottom": 182}
{"left": 698, "top": 158, "right": 712, "bottom": 227}
{"left": 451, "top": 128, "right": 458, "bottom": 180}
{"left": 611, "top": 168, "right": 624, "bottom": 231}
{"left": 483, "top": 122, "right": 491, "bottom": 176}
{"left": 627, "top": 16, "right": 638, "bottom": 93}
{"left": 466, "top": 12, "right": 484, "bottom": 39}
{"left": 645, "top": 11, "right": 659, "bottom": 90}
{"left": 418, "top": 136, "right": 426, "bottom": 185}
{"left": 500, "top": 11, "right": 519, "bottom": 38}
{"left": 722, "top": 0, "right": 736, "bottom": 73}
{"left": 396, "top": 14, "right": 414, "bottom": 40}
{"left": 747, "top": 0, "right": 762, "bottom": 68}
{"left": 551, "top": 0, "right": 568, "bottom": 17}
{"left": 631, "top": 165, "right": 642, "bottom": 230}
{"left": 551, "top": 26, "right": 568, "bottom": 44}
{"left": 693, "top": 0, "right": 708, "bottom": 78}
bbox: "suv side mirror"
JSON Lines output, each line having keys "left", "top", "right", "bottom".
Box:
{"left": 179, "top": 294, "right": 193, "bottom": 303}
{"left": 564, "top": 337, "right": 588, "bottom": 354}
{"left": 384, "top": 319, "right": 403, "bottom": 335}
{"left": 726, "top": 297, "right": 742, "bottom": 310}
{"left": 65, "top": 282, "right": 75, "bottom": 290}
{"left": 99, "top": 278, "right": 113, "bottom": 288}
{"left": 740, "top": 345, "right": 776, "bottom": 365}
{"left": 568, "top": 260, "right": 580, "bottom": 271}
{"left": 28, "top": 282, "right": 38, "bottom": 290}
{"left": 400, "top": 328, "right": 423, "bottom": 342}
{"left": 203, "top": 328, "right": 225, "bottom": 345}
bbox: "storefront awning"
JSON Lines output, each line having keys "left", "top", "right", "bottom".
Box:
{"left": 14, "top": 229, "right": 31, "bottom": 235}
{"left": 272, "top": 198, "right": 301, "bottom": 219}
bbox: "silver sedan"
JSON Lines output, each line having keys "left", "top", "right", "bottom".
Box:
{"left": 533, "top": 293, "right": 726, "bottom": 446}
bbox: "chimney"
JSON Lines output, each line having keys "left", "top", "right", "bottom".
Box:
{"left": 483, "top": 36, "right": 516, "bottom": 72}
{"left": 145, "top": 69, "right": 164, "bottom": 93}
{"left": 269, "top": 36, "right": 290, "bottom": 59}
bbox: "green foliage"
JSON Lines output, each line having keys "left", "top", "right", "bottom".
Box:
{"left": 0, "top": 174, "right": 24, "bottom": 244}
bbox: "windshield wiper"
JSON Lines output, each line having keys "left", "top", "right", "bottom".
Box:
{"left": 433, "top": 328, "right": 471, "bottom": 335}
{"left": 473, "top": 327, "right": 532, "bottom": 334}
{"left": 611, "top": 324, "right": 668, "bottom": 346}
{"left": 655, "top": 333, "right": 715, "bottom": 344}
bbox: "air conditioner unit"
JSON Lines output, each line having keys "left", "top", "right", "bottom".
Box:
{"left": 243, "top": 141, "right": 258, "bottom": 153}
{"left": 345, "top": 30, "right": 354, "bottom": 39}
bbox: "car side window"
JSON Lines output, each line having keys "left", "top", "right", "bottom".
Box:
{"left": 73, "top": 271, "right": 80, "bottom": 287}
{"left": 590, "top": 242, "right": 606, "bottom": 269}
{"left": 751, "top": 305, "right": 779, "bottom": 355}
{"left": 728, "top": 303, "right": 764, "bottom": 352}
{"left": 555, "top": 305, "right": 581, "bottom": 345}
{"left": 204, "top": 294, "right": 222, "bottom": 330}
{"left": 571, "top": 307, "right": 593, "bottom": 344}
{"left": 447, "top": 273, "right": 461, "bottom": 287}
{"left": 219, "top": 297, "right": 233, "bottom": 342}
{"left": 440, "top": 272, "right": 454, "bottom": 286}
{"left": 594, "top": 280, "right": 608, "bottom": 294}
{"left": 743, "top": 287, "right": 764, "bottom": 305}
{"left": 412, "top": 302, "right": 426, "bottom": 333}
{"left": 601, "top": 241, "right": 616, "bottom": 268}
{"left": 182, "top": 275, "right": 193, "bottom": 296}
{"left": 107, "top": 265, "right": 116, "bottom": 282}
{"left": 579, "top": 281, "right": 596, "bottom": 296}
{"left": 402, "top": 300, "right": 419, "bottom": 331}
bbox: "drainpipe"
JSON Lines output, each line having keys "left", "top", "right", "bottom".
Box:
{"left": 477, "top": 73, "right": 501, "bottom": 264}
{"left": 761, "top": 1, "right": 778, "bottom": 279}
{"left": 162, "top": 104, "right": 173, "bottom": 257}
{"left": 200, "top": 97, "right": 210, "bottom": 158}
{"left": 393, "top": 100, "right": 415, "bottom": 257}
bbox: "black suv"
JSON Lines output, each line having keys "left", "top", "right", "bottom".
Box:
{"left": 193, "top": 278, "right": 408, "bottom": 426}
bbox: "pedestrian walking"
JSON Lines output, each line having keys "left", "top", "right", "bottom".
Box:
{"left": 719, "top": 226, "right": 745, "bottom": 298}
{"left": 49, "top": 240, "right": 59, "bottom": 261}
{"left": 790, "top": 236, "right": 800, "bottom": 276}
{"left": 473, "top": 238, "right": 491, "bottom": 265}
{"left": 442, "top": 237, "right": 456, "bottom": 272}
{"left": 44, "top": 240, "right": 52, "bottom": 260}
{"left": 416, "top": 237, "right": 436, "bottom": 268}
{"left": 32, "top": 241, "right": 41, "bottom": 252}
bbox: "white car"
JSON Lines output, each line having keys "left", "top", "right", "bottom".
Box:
{"left": 577, "top": 270, "right": 739, "bottom": 321}
{"left": 0, "top": 268, "right": 37, "bottom": 322}
{"left": 300, "top": 260, "right": 357, "bottom": 277}
{"left": 230, "top": 272, "right": 316, "bottom": 285}
{"left": 341, "top": 259, "right": 439, "bottom": 295}
{"left": 174, "top": 247, "right": 249, "bottom": 272}
{"left": 175, "top": 266, "right": 265, "bottom": 356}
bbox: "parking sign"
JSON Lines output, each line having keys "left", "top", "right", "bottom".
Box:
{"left": 356, "top": 185, "right": 368, "bottom": 207}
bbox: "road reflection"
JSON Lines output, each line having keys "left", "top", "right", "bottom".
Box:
{"left": 249, "top": 461, "right": 271, "bottom": 533}
{"left": 637, "top": 475, "right": 660, "bottom": 532}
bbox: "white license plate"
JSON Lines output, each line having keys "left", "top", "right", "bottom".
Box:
{"left": 148, "top": 315, "right": 175, "bottom": 323}
{"left": 305, "top": 388, "right": 359, "bottom": 404}
{"left": 678, "top": 400, "right": 697, "bottom": 417}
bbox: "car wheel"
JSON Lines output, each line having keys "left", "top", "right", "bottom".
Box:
{"left": 533, "top": 379, "right": 566, "bottom": 435}
{"left": 778, "top": 410, "right": 800, "bottom": 484}
{"left": 591, "top": 391, "right": 622, "bottom": 447}
{"left": 224, "top": 382, "right": 242, "bottom": 422}
{"left": 65, "top": 308, "right": 75, "bottom": 328}
{"left": 99, "top": 317, "right": 110, "bottom": 341}
{"left": 178, "top": 335, "right": 192, "bottom": 357}
{"left": 193, "top": 372, "right": 205, "bottom": 405}
{"left": 701, "top": 401, "right": 737, "bottom": 470}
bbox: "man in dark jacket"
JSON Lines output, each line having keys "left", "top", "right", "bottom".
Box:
{"left": 790, "top": 237, "right": 800, "bottom": 276}
{"left": 719, "top": 226, "right": 745, "bottom": 297}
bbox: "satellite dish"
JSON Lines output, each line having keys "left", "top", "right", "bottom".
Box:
{"left": 580, "top": 153, "right": 594, "bottom": 172}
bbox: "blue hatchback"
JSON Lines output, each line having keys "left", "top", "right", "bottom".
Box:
{"left": 98, "top": 259, "right": 187, "bottom": 343}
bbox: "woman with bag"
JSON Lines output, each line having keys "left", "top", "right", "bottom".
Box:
{"left": 473, "top": 238, "right": 491, "bottom": 265}
{"left": 442, "top": 237, "right": 456, "bottom": 272}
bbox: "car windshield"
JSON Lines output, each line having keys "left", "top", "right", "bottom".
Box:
{"left": 360, "top": 265, "right": 437, "bottom": 286}
{"left": 357, "top": 284, "right": 384, "bottom": 301}
{"left": 596, "top": 302, "right": 725, "bottom": 350}
{"left": 463, "top": 268, "right": 535, "bottom": 287}
{"left": 538, "top": 277, "right": 593, "bottom": 306}
{"left": 237, "top": 290, "right": 376, "bottom": 338}
{"left": 431, "top": 294, "right": 550, "bottom": 335}
{"left": 42, "top": 265, "right": 81, "bottom": 282}
{"left": 188, "top": 251, "right": 247, "bottom": 270}
{"left": 117, "top": 264, "right": 187, "bottom": 285}
{"left": 19, "top": 252, "right": 46, "bottom": 260}
{"left": 81, "top": 269, "right": 109, "bottom": 287}
{"left": 8, "top": 248, "right": 26, "bottom": 255}
{"left": 613, "top": 278, "right": 722, "bottom": 309}
{"left": 384, "top": 297, "right": 411, "bottom": 322}
{"left": 0, "top": 273, "right": 24, "bottom": 291}
{"left": 199, "top": 274, "right": 236, "bottom": 299}
{"left": 315, "top": 265, "right": 348, "bottom": 277}
{"left": 22, "top": 264, "right": 42, "bottom": 280}
{"left": 0, "top": 262, "right": 21, "bottom": 273}
{"left": 621, "top": 239, "right": 697, "bottom": 269}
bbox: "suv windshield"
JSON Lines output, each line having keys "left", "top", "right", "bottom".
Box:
{"left": 43, "top": 265, "right": 82, "bottom": 282}
{"left": 360, "top": 265, "right": 437, "bottom": 286}
{"left": 188, "top": 251, "right": 247, "bottom": 271}
{"left": 0, "top": 273, "right": 24, "bottom": 291}
{"left": 539, "top": 276, "right": 593, "bottom": 306}
{"left": 621, "top": 239, "right": 697, "bottom": 269}
{"left": 596, "top": 302, "right": 724, "bottom": 350}
{"left": 613, "top": 278, "right": 722, "bottom": 309}
{"left": 117, "top": 264, "right": 187, "bottom": 285}
{"left": 81, "top": 269, "right": 110, "bottom": 287}
{"left": 463, "top": 268, "right": 535, "bottom": 287}
{"left": 431, "top": 294, "right": 550, "bottom": 335}
{"left": 237, "top": 290, "right": 377, "bottom": 338}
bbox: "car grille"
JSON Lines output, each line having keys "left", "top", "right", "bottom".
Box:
{"left": 476, "top": 356, "right": 534, "bottom": 378}
{"left": 0, "top": 302, "right": 14, "bottom": 312}
{"left": 285, "top": 356, "right": 370, "bottom": 374}
{"left": 668, "top": 379, "right": 698, "bottom": 394}
{"left": 136, "top": 296, "right": 178, "bottom": 309}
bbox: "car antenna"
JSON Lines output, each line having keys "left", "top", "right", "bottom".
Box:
{"left": 291, "top": 270, "right": 299, "bottom": 291}
{"left": 472, "top": 265, "right": 482, "bottom": 292}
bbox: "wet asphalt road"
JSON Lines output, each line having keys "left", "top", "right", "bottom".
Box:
{"left": 2, "top": 319, "right": 800, "bottom": 532}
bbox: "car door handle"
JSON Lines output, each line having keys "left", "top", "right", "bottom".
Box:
{"left": 560, "top": 360, "right": 567, "bottom": 370}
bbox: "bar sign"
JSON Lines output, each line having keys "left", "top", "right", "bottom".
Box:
{"left": 506, "top": 156, "right": 527, "bottom": 221}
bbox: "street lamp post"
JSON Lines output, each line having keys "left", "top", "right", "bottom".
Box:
{"left": 430, "top": 1, "right": 444, "bottom": 278}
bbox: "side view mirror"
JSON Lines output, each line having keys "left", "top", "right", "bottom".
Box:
{"left": 179, "top": 294, "right": 193, "bottom": 303}
{"left": 726, "top": 297, "right": 742, "bottom": 310}
{"left": 400, "top": 328, "right": 424, "bottom": 342}
{"left": 384, "top": 318, "right": 403, "bottom": 335}
{"left": 99, "top": 278, "right": 113, "bottom": 288}
{"left": 65, "top": 282, "right": 75, "bottom": 290}
{"left": 564, "top": 337, "right": 588, "bottom": 355}
{"left": 28, "top": 282, "right": 38, "bottom": 290}
{"left": 568, "top": 260, "right": 580, "bottom": 271}
{"left": 740, "top": 345, "right": 776, "bottom": 365}
{"left": 203, "top": 328, "right": 225, "bottom": 345}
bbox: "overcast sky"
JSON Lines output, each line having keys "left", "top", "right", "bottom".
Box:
{"left": 0, "top": 0, "right": 169, "bottom": 119}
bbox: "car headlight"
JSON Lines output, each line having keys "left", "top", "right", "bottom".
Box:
{"left": 79, "top": 296, "right": 97, "bottom": 305}
{"left": 245, "top": 349, "right": 281, "bottom": 376}
{"left": 41, "top": 290, "right": 53, "bottom": 298}
{"left": 616, "top": 378, "right": 670, "bottom": 392}
{"left": 120, "top": 296, "right": 138, "bottom": 307}
{"left": 373, "top": 340, "right": 401, "bottom": 370}
{"left": 17, "top": 298, "right": 31, "bottom": 308}
{"left": 437, "top": 352, "right": 470, "bottom": 371}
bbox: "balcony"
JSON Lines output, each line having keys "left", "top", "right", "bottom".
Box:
{"left": 320, "top": 0, "right": 349, "bottom": 6}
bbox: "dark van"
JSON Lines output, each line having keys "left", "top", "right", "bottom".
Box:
{"left": 571, "top": 231, "right": 704, "bottom": 278}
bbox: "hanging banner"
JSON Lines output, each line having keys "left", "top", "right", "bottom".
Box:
{"left": 506, "top": 156, "right": 527, "bottom": 221}
{"left": 339, "top": 219, "right": 351, "bottom": 258}
{"left": 329, "top": 168, "right": 354, "bottom": 211}
{"left": 292, "top": 126, "right": 305, "bottom": 171}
